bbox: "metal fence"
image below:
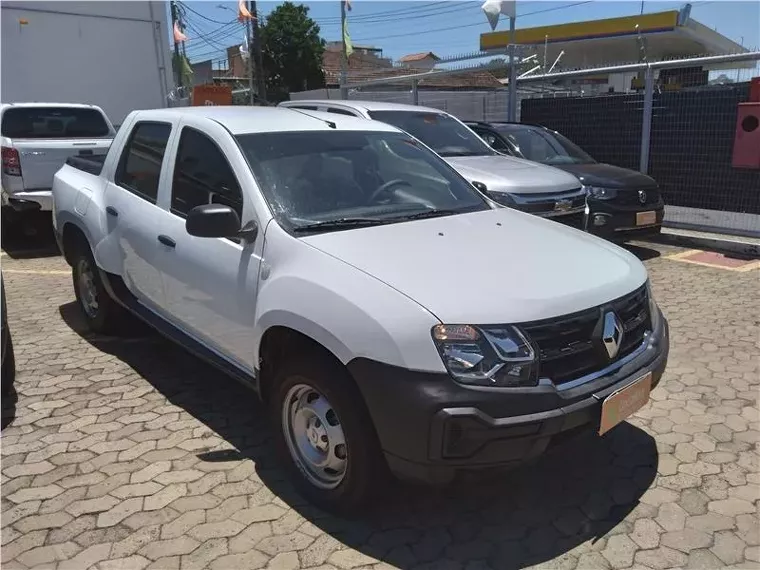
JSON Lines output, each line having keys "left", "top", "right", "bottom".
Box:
{"left": 293, "top": 53, "right": 760, "bottom": 238}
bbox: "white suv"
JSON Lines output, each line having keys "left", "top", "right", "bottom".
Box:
{"left": 53, "top": 106, "right": 668, "bottom": 513}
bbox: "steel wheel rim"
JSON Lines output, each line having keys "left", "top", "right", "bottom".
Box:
{"left": 282, "top": 383, "right": 347, "bottom": 489}
{"left": 77, "top": 258, "right": 99, "bottom": 319}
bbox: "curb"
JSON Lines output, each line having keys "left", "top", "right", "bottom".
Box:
{"left": 649, "top": 229, "right": 760, "bottom": 260}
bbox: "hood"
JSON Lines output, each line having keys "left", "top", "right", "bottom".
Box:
{"left": 302, "top": 209, "right": 647, "bottom": 324}
{"left": 445, "top": 155, "right": 581, "bottom": 195}
{"left": 556, "top": 163, "right": 658, "bottom": 190}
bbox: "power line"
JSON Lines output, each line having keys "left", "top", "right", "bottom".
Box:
{"left": 184, "top": 25, "right": 244, "bottom": 52}
{"left": 178, "top": 1, "right": 232, "bottom": 25}
{"left": 353, "top": 1, "right": 592, "bottom": 43}
{"left": 315, "top": 2, "right": 473, "bottom": 25}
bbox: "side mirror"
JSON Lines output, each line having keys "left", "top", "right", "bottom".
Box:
{"left": 186, "top": 204, "right": 242, "bottom": 238}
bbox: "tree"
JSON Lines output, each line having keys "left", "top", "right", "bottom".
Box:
{"left": 261, "top": 2, "right": 325, "bottom": 102}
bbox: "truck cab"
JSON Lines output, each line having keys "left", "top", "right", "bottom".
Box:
{"left": 53, "top": 106, "right": 668, "bottom": 513}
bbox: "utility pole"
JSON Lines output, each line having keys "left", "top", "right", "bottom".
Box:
{"left": 170, "top": 0, "right": 182, "bottom": 89}
{"left": 340, "top": 0, "right": 348, "bottom": 99}
{"left": 245, "top": 5, "right": 254, "bottom": 105}
{"left": 250, "top": 0, "right": 266, "bottom": 104}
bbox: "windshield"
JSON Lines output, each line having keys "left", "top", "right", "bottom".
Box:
{"left": 236, "top": 130, "right": 490, "bottom": 234}
{"left": 496, "top": 125, "right": 596, "bottom": 165}
{"left": 1, "top": 107, "right": 111, "bottom": 139}
{"left": 367, "top": 111, "right": 495, "bottom": 158}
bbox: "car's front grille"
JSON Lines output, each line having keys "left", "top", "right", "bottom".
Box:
{"left": 552, "top": 211, "right": 586, "bottom": 229}
{"left": 516, "top": 189, "right": 586, "bottom": 215}
{"left": 614, "top": 188, "right": 661, "bottom": 207}
{"left": 520, "top": 284, "right": 650, "bottom": 385}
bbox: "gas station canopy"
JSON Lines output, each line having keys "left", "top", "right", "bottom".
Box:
{"left": 480, "top": 8, "right": 752, "bottom": 70}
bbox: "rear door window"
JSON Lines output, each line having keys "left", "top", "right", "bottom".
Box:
{"left": 1, "top": 107, "right": 110, "bottom": 139}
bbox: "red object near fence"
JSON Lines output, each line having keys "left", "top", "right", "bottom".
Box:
{"left": 732, "top": 102, "right": 760, "bottom": 169}
{"left": 749, "top": 77, "right": 760, "bottom": 103}
{"left": 192, "top": 85, "right": 233, "bottom": 106}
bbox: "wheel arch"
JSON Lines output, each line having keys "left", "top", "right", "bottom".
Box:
{"left": 257, "top": 323, "right": 349, "bottom": 405}
{"left": 60, "top": 220, "right": 92, "bottom": 266}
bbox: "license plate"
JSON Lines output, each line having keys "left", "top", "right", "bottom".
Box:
{"left": 599, "top": 372, "right": 652, "bottom": 436}
{"left": 636, "top": 211, "right": 657, "bottom": 226}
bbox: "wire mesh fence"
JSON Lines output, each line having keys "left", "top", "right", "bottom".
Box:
{"left": 291, "top": 53, "right": 760, "bottom": 237}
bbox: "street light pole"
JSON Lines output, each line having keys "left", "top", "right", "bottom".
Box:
{"left": 508, "top": 14, "right": 517, "bottom": 121}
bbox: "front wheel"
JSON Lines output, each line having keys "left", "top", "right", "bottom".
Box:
{"left": 71, "top": 244, "right": 127, "bottom": 334}
{"left": 270, "top": 354, "right": 385, "bottom": 514}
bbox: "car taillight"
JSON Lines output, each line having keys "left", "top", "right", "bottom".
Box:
{"left": 2, "top": 147, "right": 22, "bottom": 176}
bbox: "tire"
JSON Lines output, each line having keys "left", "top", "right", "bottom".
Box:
{"left": 270, "top": 351, "right": 386, "bottom": 514}
{"left": 71, "top": 242, "right": 127, "bottom": 334}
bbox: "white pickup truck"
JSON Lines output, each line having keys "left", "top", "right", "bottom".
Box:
{"left": 2, "top": 103, "right": 114, "bottom": 218}
{"left": 52, "top": 106, "right": 668, "bottom": 512}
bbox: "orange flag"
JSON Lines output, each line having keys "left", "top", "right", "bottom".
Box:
{"left": 173, "top": 21, "right": 187, "bottom": 42}
{"left": 238, "top": 0, "right": 254, "bottom": 21}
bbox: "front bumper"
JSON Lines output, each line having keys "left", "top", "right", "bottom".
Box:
{"left": 586, "top": 198, "right": 664, "bottom": 241}
{"left": 348, "top": 315, "right": 669, "bottom": 485}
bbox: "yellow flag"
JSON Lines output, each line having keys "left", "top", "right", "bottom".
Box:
{"left": 343, "top": 5, "right": 353, "bottom": 57}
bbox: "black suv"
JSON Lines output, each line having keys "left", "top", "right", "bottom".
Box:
{"left": 466, "top": 121, "right": 664, "bottom": 242}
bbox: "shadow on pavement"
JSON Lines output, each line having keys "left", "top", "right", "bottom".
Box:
{"left": 2, "top": 387, "right": 17, "bottom": 430}
{"left": 61, "top": 301, "right": 659, "bottom": 569}
{"left": 2, "top": 212, "right": 60, "bottom": 259}
{"left": 624, "top": 243, "right": 661, "bottom": 262}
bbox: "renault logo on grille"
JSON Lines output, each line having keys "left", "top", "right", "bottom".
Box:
{"left": 638, "top": 190, "right": 647, "bottom": 204}
{"left": 601, "top": 311, "right": 624, "bottom": 360}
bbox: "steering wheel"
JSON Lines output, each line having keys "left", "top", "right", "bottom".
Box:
{"left": 368, "top": 179, "right": 413, "bottom": 203}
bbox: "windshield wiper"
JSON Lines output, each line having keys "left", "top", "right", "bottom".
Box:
{"left": 391, "top": 209, "right": 463, "bottom": 221}
{"left": 293, "top": 218, "right": 390, "bottom": 232}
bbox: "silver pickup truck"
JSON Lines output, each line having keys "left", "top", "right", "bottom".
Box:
{"left": 279, "top": 100, "right": 587, "bottom": 223}
{"left": 1, "top": 103, "right": 114, "bottom": 217}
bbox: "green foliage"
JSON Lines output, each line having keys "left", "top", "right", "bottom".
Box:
{"left": 261, "top": 2, "right": 326, "bottom": 102}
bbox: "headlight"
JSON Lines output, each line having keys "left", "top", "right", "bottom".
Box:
{"left": 432, "top": 324, "right": 537, "bottom": 387}
{"left": 646, "top": 281, "right": 661, "bottom": 332}
{"left": 585, "top": 186, "right": 618, "bottom": 200}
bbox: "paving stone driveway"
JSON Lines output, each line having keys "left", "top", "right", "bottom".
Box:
{"left": 1, "top": 239, "right": 758, "bottom": 570}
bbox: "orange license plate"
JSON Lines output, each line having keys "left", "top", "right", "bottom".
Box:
{"left": 599, "top": 372, "right": 652, "bottom": 435}
{"left": 636, "top": 211, "right": 657, "bottom": 226}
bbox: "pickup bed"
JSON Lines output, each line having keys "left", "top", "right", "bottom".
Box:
{"left": 53, "top": 106, "right": 668, "bottom": 513}
{"left": 2, "top": 103, "right": 114, "bottom": 215}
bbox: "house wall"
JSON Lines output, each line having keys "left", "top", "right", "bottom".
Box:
{"left": 1, "top": 1, "right": 174, "bottom": 123}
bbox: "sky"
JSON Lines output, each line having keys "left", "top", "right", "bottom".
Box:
{"left": 176, "top": 0, "right": 760, "bottom": 65}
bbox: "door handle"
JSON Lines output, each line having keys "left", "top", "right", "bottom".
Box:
{"left": 157, "top": 235, "right": 176, "bottom": 248}
{"left": 105, "top": 206, "right": 118, "bottom": 217}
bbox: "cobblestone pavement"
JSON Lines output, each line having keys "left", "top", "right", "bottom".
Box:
{"left": 1, "top": 234, "right": 758, "bottom": 570}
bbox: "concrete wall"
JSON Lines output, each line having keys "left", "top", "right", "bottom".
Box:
{"left": 1, "top": 1, "right": 174, "bottom": 124}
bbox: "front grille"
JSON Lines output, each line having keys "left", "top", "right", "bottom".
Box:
{"left": 517, "top": 189, "right": 586, "bottom": 215}
{"left": 520, "top": 285, "right": 650, "bottom": 385}
{"left": 615, "top": 188, "right": 661, "bottom": 207}
{"left": 552, "top": 211, "right": 586, "bottom": 229}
